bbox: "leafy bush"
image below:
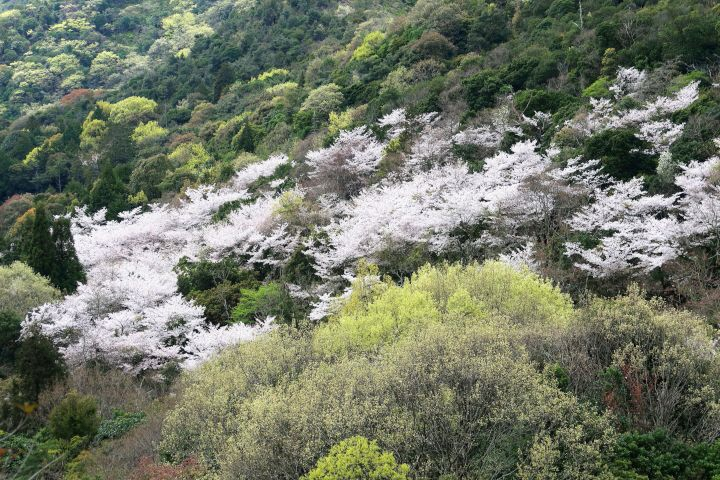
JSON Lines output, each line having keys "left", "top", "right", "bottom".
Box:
{"left": 303, "top": 436, "right": 409, "bottom": 480}
{"left": 608, "top": 430, "right": 720, "bottom": 480}
{"left": 0, "top": 261, "right": 60, "bottom": 318}
{"left": 95, "top": 410, "right": 146, "bottom": 442}
{"left": 162, "top": 262, "right": 610, "bottom": 479}
{"left": 558, "top": 287, "right": 720, "bottom": 439}
{"left": 584, "top": 128, "right": 656, "bottom": 180}
{"left": 231, "top": 282, "right": 295, "bottom": 325}
{"left": 49, "top": 391, "right": 100, "bottom": 440}
{"left": 463, "top": 70, "right": 506, "bottom": 111}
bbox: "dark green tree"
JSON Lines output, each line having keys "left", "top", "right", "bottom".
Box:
{"left": 14, "top": 326, "right": 66, "bottom": 400}
{"left": 232, "top": 122, "right": 257, "bottom": 153}
{"left": 0, "top": 310, "right": 22, "bottom": 370}
{"left": 19, "top": 204, "right": 56, "bottom": 280}
{"left": 463, "top": 70, "right": 506, "bottom": 111}
{"left": 89, "top": 163, "right": 129, "bottom": 220}
{"left": 51, "top": 217, "right": 85, "bottom": 293}
{"left": 584, "top": 128, "right": 656, "bottom": 180}
{"left": 213, "top": 63, "right": 235, "bottom": 102}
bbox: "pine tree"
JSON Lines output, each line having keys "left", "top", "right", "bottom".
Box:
{"left": 89, "top": 163, "right": 129, "bottom": 220}
{"left": 233, "top": 122, "right": 256, "bottom": 153}
{"left": 20, "top": 204, "right": 56, "bottom": 280}
{"left": 51, "top": 217, "right": 85, "bottom": 293}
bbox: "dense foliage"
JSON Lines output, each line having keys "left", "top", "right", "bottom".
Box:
{"left": 3, "top": 0, "right": 720, "bottom": 477}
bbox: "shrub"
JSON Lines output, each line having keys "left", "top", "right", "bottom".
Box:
{"left": 95, "top": 410, "right": 146, "bottom": 441}
{"left": 463, "top": 70, "right": 505, "bottom": 111}
{"left": 515, "top": 88, "right": 578, "bottom": 115}
{"left": 0, "top": 261, "right": 60, "bottom": 318}
{"left": 303, "top": 436, "right": 409, "bottom": 480}
{"left": 160, "top": 330, "right": 316, "bottom": 465}
{"left": 608, "top": 430, "right": 720, "bottom": 480}
{"left": 215, "top": 324, "right": 614, "bottom": 479}
{"left": 584, "top": 128, "right": 656, "bottom": 180}
{"left": 49, "top": 391, "right": 100, "bottom": 440}
{"left": 231, "top": 282, "right": 296, "bottom": 325}
{"left": 315, "top": 261, "right": 572, "bottom": 356}
{"left": 559, "top": 287, "right": 720, "bottom": 439}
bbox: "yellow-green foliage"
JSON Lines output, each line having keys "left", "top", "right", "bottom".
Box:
{"left": 0, "top": 261, "right": 61, "bottom": 317}
{"left": 23, "top": 133, "right": 63, "bottom": 166}
{"left": 352, "top": 31, "right": 386, "bottom": 61}
{"left": 80, "top": 117, "right": 107, "bottom": 151}
{"left": 314, "top": 284, "right": 439, "bottom": 356}
{"left": 265, "top": 81, "right": 299, "bottom": 98}
{"left": 271, "top": 190, "right": 305, "bottom": 225}
{"left": 169, "top": 142, "right": 212, "bottom": 169}
{"left": 162, "top": 263, "right": 720, "bottom": 478}
{"left": 168, "top": 321, "right": 614, "bottom": 479}
{"left": 303, "top": 436, "right": 410, "bottom": 480}
{"left": 160, "top": 330, "right": 316, "bottom": 466}
{"left": 328, "top": 109, "right": 356, "bottom": 137}
{"left": 108, "top": 96, "right": 158, "bottom": 124}
{"left": 0, "top": 9, "right": 21, "bottom": 25}
{"left": 131, "top": 121, "right": 168, "bottom": 147}
{"left": 407, "top": 261, "right": 573, "bottom": 326}
{"left": 315, "top": 261, "right": 572, "bottom": 356}
{"left": 255, "top": 68, "right": 290, "bottom": 83}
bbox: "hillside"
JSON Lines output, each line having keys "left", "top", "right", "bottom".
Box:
{"left": 2, "top": 0, "right": 720, "bottom": 478}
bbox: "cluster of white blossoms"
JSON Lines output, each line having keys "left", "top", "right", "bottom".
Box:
{"left": 26, "top": 155, "right": 288, "bottom": 373}
{"left": 26, "top": 68, "right": 719, "bottom": 371}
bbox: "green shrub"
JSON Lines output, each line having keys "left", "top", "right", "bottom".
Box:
{"left": 314, "top": 261, "right": 572, "bottom": 356}
{"left": 514, "top": 89, "right": 578, "bottom": 115}
{"left": 559, "top": 287, "right": 720, "bottom": 439}
{"left": 463, "top": 70, "right": 506, "bottom": 111}
{"left": 584, "top": 128, "right": 656, "bottom": 180}
{"left": 230, "top": 282, "right": 295, "bottom": 325}
{"left": 582, "top": 77, "right": 612, "bottom": 98}
{"left": 49, "top": 391, "right": 101, "bottom": 440}
{"left": 95, "top": 410, "right": 146, "bottom": 441}
{"left": 608, "top": 430, "right": 720, "bottom": 480}
{"left": 303, "top": 436, "right": 409, "bottom": 480}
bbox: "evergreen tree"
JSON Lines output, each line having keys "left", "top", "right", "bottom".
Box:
{"left": 20, "top": 204, "right": 56, "bottom": 280}
{"left": 233, "top": 122, "right": 256, "bottom": 153}
{"left": 15, "top": 326, "right": 66, "bottom": 401}
{"left": 51, "top": 217, "right": 85, "bottom": 293}
{"left": 89, "top": 163, "right": 129, "bottom": 220}
{"left": 0, "top": 310, "right": 22, "bottom": 369}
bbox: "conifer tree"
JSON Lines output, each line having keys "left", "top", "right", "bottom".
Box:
{"left": 20, "top": 204, "right": 56, "bottom": 280}
{"left": 89, "top": 162, "right": 129, "bottom": 220}
{"left": 233, "top": 122, "right": 256, "bottom": 153}
{"left": 213, "top": 63, "right": 234, "bottom": 102}
{"left": 51, "top": 217, "right": 85, "bottom": 293}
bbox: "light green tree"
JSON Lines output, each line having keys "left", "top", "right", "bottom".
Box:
{"left": 303, "top": 437, "right": 410, "bottom": 480}
{"left": 0, "top": 261, "right": 61, "bottom": 317}
{"left": 301, "top": 83, "right": 344, "bottom": 120}
{"left": 108, "top": 96, "right": 158, "bottom": 124}
{"left": 89, "top": 51, "right": 121, "bottom": 83}
{"left": 131, "top": 121, "right": 168, "bottom": 148}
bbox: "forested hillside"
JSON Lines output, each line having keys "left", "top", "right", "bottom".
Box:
{"left": 2, "top": 0, "right": 720, "bottom": 478}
